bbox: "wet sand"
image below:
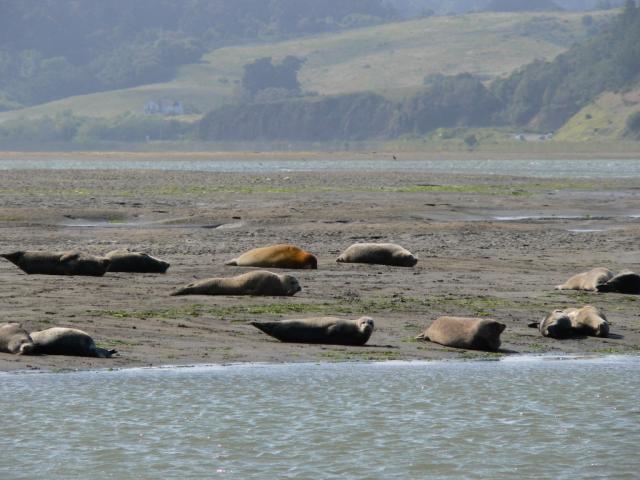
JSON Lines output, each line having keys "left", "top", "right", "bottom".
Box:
{"left": 1, "top": 162, "right": 639, "bottom": 371}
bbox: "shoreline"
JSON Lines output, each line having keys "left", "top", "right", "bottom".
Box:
{"left": 3, "top": 353, "right": 638, "bottom": 376}
{"left": 1, "top": 148, "right": 640, "bottom": 161}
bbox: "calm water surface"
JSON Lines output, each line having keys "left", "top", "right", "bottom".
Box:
{"left": 1, "top": 356, "right": 638, "bottom": 479}
{"left": 1, "top": 158, "right": 639, "bottom": 178}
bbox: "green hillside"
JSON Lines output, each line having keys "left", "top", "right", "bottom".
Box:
{"left": 0, "top": 10, "right": 608, "bottom": 124}
{"left": 555, "top": 85, "right": 640, "bottom": 141}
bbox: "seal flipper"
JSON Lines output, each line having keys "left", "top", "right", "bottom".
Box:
{"left": 93, "top": 347, "right": 117, "bottom": 358}
{"left": 224, "top": 259, "right": 239, "bottom": 266}
{"left": 59, "top": 252, "right": 80, "bottom": 263}
{"left": 415, "top": 332, "right": 429, "bottom": 341}
{"left": 527, "top": 321, "right": 540, "bottom": 329}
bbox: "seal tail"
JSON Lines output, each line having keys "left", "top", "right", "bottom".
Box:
{"left": 224, "top": 259, "right": 238, "bottom": 266}
{"left": 415, "top": 333, "right": 428, "bottom": 341}
{"left": 250, "top": 321, "right": 277, "bottom": 336}
{"left": 527, "top": 321, "right": 540, "bottom": 329}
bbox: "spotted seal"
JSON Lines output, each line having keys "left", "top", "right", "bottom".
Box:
{"left": 171, "top": 270, "right": 301, "bottom": 296}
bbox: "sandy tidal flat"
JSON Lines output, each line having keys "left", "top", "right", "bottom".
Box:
{"left": 0, "top": 164, "right": 639, "bottom": 371}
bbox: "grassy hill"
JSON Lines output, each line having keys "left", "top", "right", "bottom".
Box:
{"left": 0, "top": 10, "right": 609, "bottom": 124}
{"left": 555, "top": 84, "right": 640, "bottom": 141}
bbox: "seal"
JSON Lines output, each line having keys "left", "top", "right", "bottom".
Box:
{"left": 105, "top": 248, "right": 170, "bottom": 273}
{"left": 225, "top": 244, "right": 317, "bottom": 269}
{"left": 171, "top": 270, "right": 301, "bottom": 296}
{"left": 29, "top": 327, "right": 116, "bottom": 358}
{"left": 250, "top": 316, "right": 374, "bottom": 345}
{"left": 1, "top": 250, "right": 110, "bottom": 276}
{"left": 528, "top": 310, "right": 573, "bottom": 339}
{"left": 596, "top": 271, "right": 640, "bottom": 294}
{"left": 0, "top": 323, "right": 34, "bottom": 355}
{"left": 416, "top": 316, "right": 505, "bottom": 351}
{"left": 565, "top": 305, "right": 609, "bottom": 337}
{"left": 336, "top": 243, "right": 418, "bottom": 267}
{"left": 555, "top": 267, "right": 613, "bottom": 291}
{"left": 529, "top": 305, "right": 609, "bottom": 338}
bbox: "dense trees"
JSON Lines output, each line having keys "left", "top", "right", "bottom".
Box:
{"left": 0, "top": 0, "right": 393, "bottom": 108}
{"left": 483, "top": 0, "right": 562, "bottom": 11}
{"left": 492, "top": 0, "right": 640, "bottom": 129}
{"left": 240, "top": 56, "right": 305, "bottom": 100}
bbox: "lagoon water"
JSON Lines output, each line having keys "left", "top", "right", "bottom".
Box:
{"left": 1, "top": 157, "right": 640, "bottom": 178}
{"left": 1, "top": 356, "right": 639, "bottom": 479}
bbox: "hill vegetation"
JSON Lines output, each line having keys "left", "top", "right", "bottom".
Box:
{"left": 0, "top": 10, "right": 604, "bottom": 124}
{"left": 0, "top": 0, "right": 393, "bottom": 109}
{"left": 198, "top": 2, "right": 640, "bottom": 142}
{"left": 1, "top": 3, "right": 638, "bottom": 147}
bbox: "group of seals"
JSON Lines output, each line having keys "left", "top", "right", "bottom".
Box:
{"left": 173, "top": 242, "right": 417, "bottom": 298}
{"left": 1, "top": 249, "right": 170, "bottom": 275}
{"left": 223, "top": 242, "right": 418, "bottom": 269}
{"left": 2, "top": 241, "right": 628, "bottom": 354}
{"left": 0, "top": 323, "right": 115, "bottom": 358}
{"left": 556, "top": 267, "right": 640, "bottom": 294}
{"left": 530, "top": 305, "right": 609, "bottom": 339}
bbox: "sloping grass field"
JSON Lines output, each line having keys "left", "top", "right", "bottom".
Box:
{"left": 0, "top": 10, "right": 607, "bottom": 123}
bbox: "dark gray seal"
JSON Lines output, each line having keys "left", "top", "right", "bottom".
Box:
{"left": 105, "top": 249, "right": 170, "bottom": 273}
{"left": 1, "top": 251, "right": 110, "bottom": 276}
{"left": 336, "top": 243, "right": 418, "bottom": 267}
{"left": 529, "top": 310, "right": 573, "bottom": 339}
{"left": 416, "top": 316, "right": 505, "bottom": 351}
{"left": 30, "top": 327, "right": 116, "bottom": 358}
{"left": 171, "top": 270, "right": 301, "bottom": 296}
{"left": 0, "top": 323, "right": 34, "bottom": 355}
{"left": 250, "top": 316, "right": 374, "bottom": 345}
{"left": 596, "top": 271, "right": 640, "bottom": 294}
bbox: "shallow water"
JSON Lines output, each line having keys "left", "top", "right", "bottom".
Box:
{"left": 1, "top": 356, "right": 638, "bottom": 479}
{"left": 1, "top": 158, "right": 640, "bottom": 178}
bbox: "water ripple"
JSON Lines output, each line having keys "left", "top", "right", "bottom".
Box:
{"left": 0, "top": 357, "right": 638, "bottom": 479}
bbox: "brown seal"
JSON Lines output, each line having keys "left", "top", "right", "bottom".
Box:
{"left": 1, "top": 250, "right": 110, "bottom": 276}
{"left": 171, "top": 270, "right": 301, "bottom": 296}
{"left": 30, "top": 327, "right": 116, "bottom": 358}
{"left": 251, "top": 316, "right": 374, "bottom": 345}
{"left": 565, "top": 305, "right": 609, "bottom": 337}
{"left": 105, "top": 249, "right": 170, "bottom": 273}
{"left": 0, "top": 323, "right": 34, "bottom": 355}
{"left": 555, "top": 267, "right": 613, "bottom": 291}
{"left": 529, "top": 305, "right": 609, "bottom": 338}
{"left": 596, "top": 271, "right": 640, "bottom": 294}
{"left": 336, "top": 243, "right": 418, "bottom": 267}
{"left": 416, "top": 316, "right": 505, "bottom": 351}
{"left": 225, "top": 244, "right": 317, "bottom": 269}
